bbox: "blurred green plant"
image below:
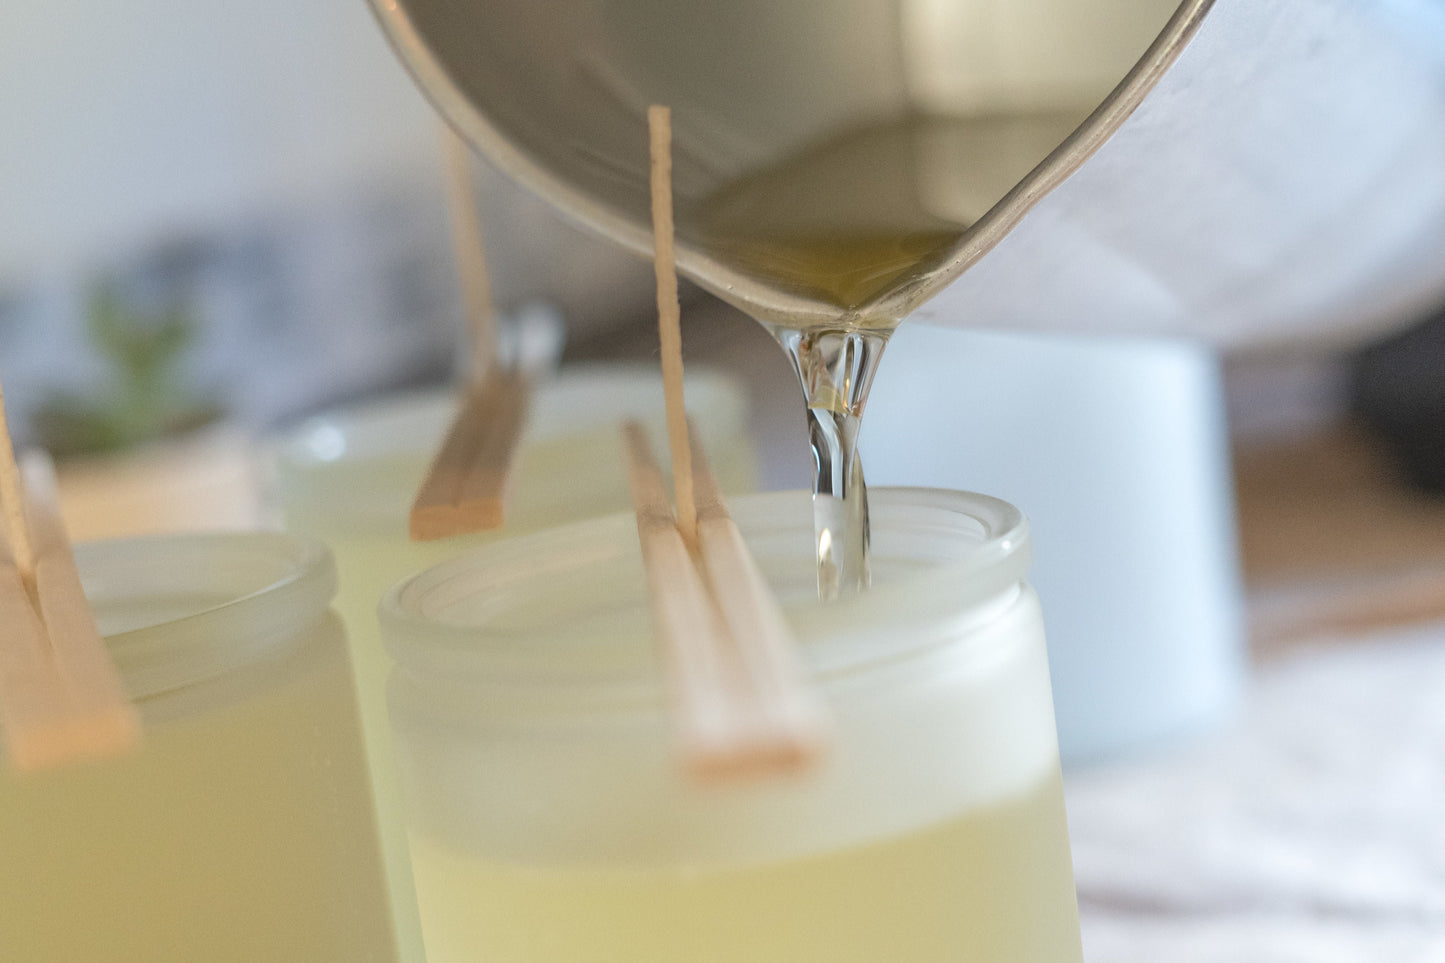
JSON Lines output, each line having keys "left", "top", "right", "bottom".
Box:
{"left": 33, "top": 283, "right": 221, "bottom": 457}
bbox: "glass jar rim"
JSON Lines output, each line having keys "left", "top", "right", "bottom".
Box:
{"left": 77, "top": 532, "right": 336, "bottom": 700}
{"left": 381, "top": 487, "right": 1031, "bottom": 704}
{"left": 268, "top": 363, "right": 751, "bottom": 533}
{"left": 272, "top": 362, "right": 749, "bottom": 472}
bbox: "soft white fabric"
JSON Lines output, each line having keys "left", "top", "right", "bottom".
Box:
{"left": 916, "top": 0, "right": 1445, "bottom": 350}
{"left": 1068, "top": 624, "right": 1445, "bottom": 960}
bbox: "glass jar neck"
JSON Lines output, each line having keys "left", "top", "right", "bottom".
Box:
{"left": 382, "top": 487, "right": 1030, "bottom": 716}
{"left": 78, "top": 532, "right": 335, "bottom": 701}
{"left": 271, "top": 364, "right": 750, "bottom": 536}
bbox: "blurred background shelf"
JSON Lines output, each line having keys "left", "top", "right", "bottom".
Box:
{"left": 1238, "top": 423, "right": 1445, "bottom": 656}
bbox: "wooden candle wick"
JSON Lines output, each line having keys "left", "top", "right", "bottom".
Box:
{"left": 441, "top": 124, "right": 498, "bottom": 379}
{"left": 0, "top": 382, "right": 67, "bottom": 770}
{"left": 648, "top": 105, "right": 698, "bottom": 552}
{"left": 623, "top": 422, "right": 743, "bottom": 766}
{"left": 0, "top": 381, "right": 139, "bottom": 771}
{"left": 623, "top": 422, "right": 826, "bottom": 778}
{"left": 687, "top": 420, "right": 827, "bottom": 762}
{"left": 0, "top": 383, "right": 35, "bottom": 598}
{"left": 627, "top": 106, "right": 828, "bottom": 779}
{"left": 409, "top": 126, "right": 563, "bottom": 542}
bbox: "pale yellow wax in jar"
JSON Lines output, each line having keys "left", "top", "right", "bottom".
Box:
{"left": 384, "top": 490, "right": 1084, "bottom": 963}
{"left": 274, "top": 367, "right": 756, "bottom": 963}
{"left": 409, "top": 770, "right": 1079, "bottom": 963}
{"left": 0, "top": 609, "right": 395, "bottom": 963}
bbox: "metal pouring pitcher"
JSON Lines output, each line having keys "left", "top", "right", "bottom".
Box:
{"left": 370, "top": 0, "right": 1445, "bottom": 348}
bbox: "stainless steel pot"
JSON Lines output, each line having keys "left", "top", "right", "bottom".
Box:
{"left": 369, "top": 0, "right": 1445, "bottom": 348}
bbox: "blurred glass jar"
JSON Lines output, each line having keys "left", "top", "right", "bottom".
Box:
{"left": 271, "top": 362, "right": 756, "bottom": 961}
{"left": 0, "top": 533, "right": 398, "bottom": 963}
{"left": 271, "top": 362, "right": 755, "bottom": 700}
{"left": 383, "top": 488, "right": 1081, "bottom": 962}
{"left": 865, "top": 324, "right": 1244, "bottom": 764}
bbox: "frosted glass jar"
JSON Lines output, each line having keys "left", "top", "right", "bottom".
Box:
{"left": 383, "top": 488, "right": 1082, "bottom": 963}
{"left": 271, "top": 362, "right": 755, "bottom": 961}
{"left": 273, "top": 364, "right": 755, "bottom": 663}
{"left": 0, "top": 533, "right": 396, "bottom": 963}
{"left": 275, "top": 364, "right": 754, "bottom": 544}
{"left": 865, "top": 324, "right": 1244, "bottom": 763}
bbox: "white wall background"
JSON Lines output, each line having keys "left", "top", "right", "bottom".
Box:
{"left": 0, "top": 0, "right": 439, "bottom": 278}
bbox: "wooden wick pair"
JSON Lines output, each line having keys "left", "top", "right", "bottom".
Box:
{"left": 628, "top": 106, "right": 827, "bottom": 780}
{"left": 410, "top": 126, "right": 562, "bottom": 542}
{"left": 0, "top": 384, "right": 139, "bottom": 772}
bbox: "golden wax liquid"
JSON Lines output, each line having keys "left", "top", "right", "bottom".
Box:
{"left": 685, "top": 111, "right": 1089, "bottom": 322}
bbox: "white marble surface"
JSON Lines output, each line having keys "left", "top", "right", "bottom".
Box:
{"left": 1067, "top": 624, "right": 1445, "bottom": 961}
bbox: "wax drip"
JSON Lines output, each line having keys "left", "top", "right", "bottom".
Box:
{"left": 771, "top": 325, "right": 890, "bottom": 600}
